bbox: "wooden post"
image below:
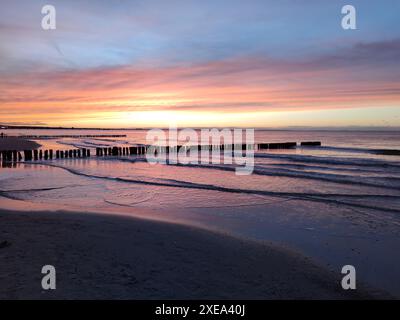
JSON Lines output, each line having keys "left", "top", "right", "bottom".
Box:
{"left": 49, "top": 150, "right": 53, "bottom": 159}
{"left": 112, "top": 147, "right": 118, "bottom": 156}
{"left": 44, "top": 150, "right": 49, "bottom": 160}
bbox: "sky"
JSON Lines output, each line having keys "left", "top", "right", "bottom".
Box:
{"left": 0, "top": 0, "right": 399, "bottom": 128}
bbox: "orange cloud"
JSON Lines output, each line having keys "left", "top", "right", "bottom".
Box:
{"left": 1, "top": 44, "right": 400, "bottom": 127}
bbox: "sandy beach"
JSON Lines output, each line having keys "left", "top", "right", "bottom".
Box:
{"left": 0, "top": 209, "right": 382, "bottom": 300}
{"left": 0, "top": 137, "right": 41, "bottom": 151}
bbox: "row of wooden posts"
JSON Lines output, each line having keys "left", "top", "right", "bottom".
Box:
{"left": 95, "top": 144, "right": 258, "bottom": 157}
{"left": 0, "top": 148, "right": 91, "bottom": 163}
{"left": 96, "top": 146, "right": 146, "bottom": 156}
{"left": 258, "top": 141, "right": 321, "bottom": 149}
{"left": 0, "top": 141, "right": 321, "bottom": 163}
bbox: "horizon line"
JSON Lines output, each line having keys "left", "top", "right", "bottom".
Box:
{"left": 1, "top": 124, "right": 400, "bottom": 131}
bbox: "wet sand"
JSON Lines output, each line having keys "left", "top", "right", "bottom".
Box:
{"left": 0, "top": 137, "right": 41, "bottom": 151}
{"left": 0, "top": 209, "right": 383, "bottom": 299}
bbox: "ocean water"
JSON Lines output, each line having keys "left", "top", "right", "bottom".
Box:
{"left": 1, "top": 129, "right": 400, "bottom": 296}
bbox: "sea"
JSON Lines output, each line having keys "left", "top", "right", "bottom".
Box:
{"left": 1, "top": 128, "right": 399, "bottom": 296}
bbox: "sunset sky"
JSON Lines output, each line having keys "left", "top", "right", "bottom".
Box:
{"left": 1, "top": 0, "right": 399, "bottom": 128}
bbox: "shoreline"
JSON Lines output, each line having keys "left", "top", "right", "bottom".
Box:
{"left": 0, "top": 208, "right": 385, "bottom": 299}
{"left": 0, "top": 137, "right": 41, "bottom": 151}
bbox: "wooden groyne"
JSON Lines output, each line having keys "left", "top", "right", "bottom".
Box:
{"left": 259, "top": 141, "right": 322, "bottom": 149}
{"left": 258, "top": 142, "right": 297, "bottom": 150}
{"left": 300, "top": 141, "right": 322, "bottom": 146}
{"left": 1, "top": 148, "right": 91, "bottom": 163}
{"left": 1, "top": 141, "right": 322, "bottom": 166}
{"left": 94, "top": 144, "right": 257, "bottom": 157}
{"left": 373, "top": 149, "right": 400, "bottom": 156}
{"left": 95, "top": 146, "right": 147, "bottom": 157}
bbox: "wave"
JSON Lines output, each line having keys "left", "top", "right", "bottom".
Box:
{"left": 90, "top": 137, "right": 130, "bottom": 144}
{"left": 318, "top": 145, "right": 400, "bottom": 156}
{"left": 255, "top": 153, "right": 400, "bottom": 169}
{"left": 26, "top": 161, "right": 400, "bottom": 214}
{"left": 116, "top": 158, "right": 400, "bottom": 191}
{"left": 253, "top": 165, "right": 400, "bottom": 189}
{"left": 55, "top": 140, "right": 117, "bottom": 149}
{"left": 259, "top": 162, "right": 391, "bottom": 174}
{"left": 0, "top": 184, "right": 85, "bottom": 202}
{"left": 55, "top": 140, "right": 94, "bottom": 149}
